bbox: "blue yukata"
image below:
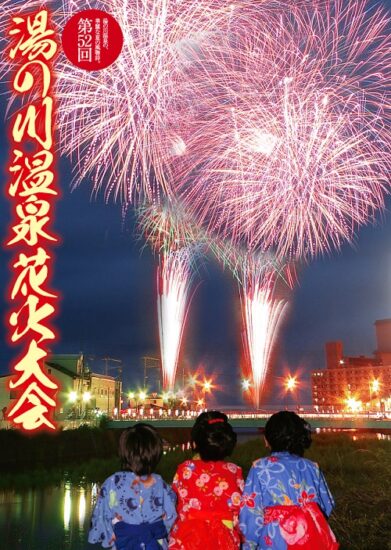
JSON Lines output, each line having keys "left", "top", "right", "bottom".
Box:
{"left": 88, "top": 471, "right": 177, "bottom": 550}
{"left": 239, "top": 452, "right": 338, "bottom": 550}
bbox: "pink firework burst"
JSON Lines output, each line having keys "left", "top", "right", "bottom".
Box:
{"left": 1, "top": 0, "right": 244, "bottom": 204}
{"left": 54, "top": 0, "right": 241, "bottom": 204}
{"left": 173, "top": 0, "right": 391, "bottom": 260}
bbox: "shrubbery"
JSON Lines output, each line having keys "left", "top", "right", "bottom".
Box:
{"left": 0, "top": 425, "right": 119, "bottom": 470}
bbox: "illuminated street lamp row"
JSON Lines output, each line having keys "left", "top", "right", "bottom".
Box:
{"left": 127, "top": 378, "right": 213, "bottom": 405}
{"left": 69, "top": 391, "right": 91, "bottom": 403}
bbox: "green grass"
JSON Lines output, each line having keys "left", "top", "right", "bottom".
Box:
{"left": 1, "top": 433, "right": 390, "bottom": 549}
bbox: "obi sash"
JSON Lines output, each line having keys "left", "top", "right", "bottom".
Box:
{"left": 264, "top": 502, "right": 339, "bottom": 550}
{"left": 173, "top": 510, "right": 239, "bottom": 550}
{"left": 113, "top": 519, "right": 168, "bottom": 550}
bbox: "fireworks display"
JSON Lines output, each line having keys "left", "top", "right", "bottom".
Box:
{"left": 137, "top": 201, "right": 199, "bottom": 256}
{"left": 157, "top": 250, "right": 194, "bottom": 390}
{"left": 2, "top": 0, "right": 390, "bottom": 398}
{"left": 173, "top": 0, "right": 391, "bottom": 260}
{"left": 239, "top": 256, "right": 290, "bottom": 407}
{"left": 137, "top": 203, "right": 199, "bottom": 390}
{"left": 55, "top": 0, "right": 240, "bottom": 204}
{"left": 1, "top": 0, "right": 240, "bottom": 203}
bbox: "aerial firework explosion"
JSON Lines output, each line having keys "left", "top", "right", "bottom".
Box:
{"left": 58, "top": 0, "right": 240, "bottom": 204}
{"left": 3, "top": 0, "right": 389, "bottom": 247}
{"left": 1, "top": 0, "right": 241, "bottom": 203}
{"left": 137, "top": 202, "right": 199, "bottom": 256}
{"left": 173, "top": 0, "right": 391, "bottom": 260}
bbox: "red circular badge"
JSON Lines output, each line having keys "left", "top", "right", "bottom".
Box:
{"left": 62, "top": 9, "right": 123, "bottom": 71}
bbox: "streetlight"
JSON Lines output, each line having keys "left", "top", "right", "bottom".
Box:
{"left": 197, "top": 398, "right": 204, "bottom": 410}
{"left": 83, "top": 391, "right": 91, "bottom": 402}
{"left": 139, "top": 391, "right": 147, "bottom": 402}
{"left": 284, "top": 375, "right": 297, "bottom": 410}
{"left": 345, "top": 397, "right": 362, "bottom": 414}
{"left": 202, "top": 378, "right": 213, "bottom": 409}
{"left": 135, "top": 391, "right": 147, "bottom": 417}
{"left": 369, "top": 379, "right": 380, "bottom": 412}
{"left": 69, "top": 390, "right": 91, "bottom": 418}
{"left": 241, "top": 378, "right": 252, "bottom": 407}
{"left": 127, "top": 391, "right": 135, "bottom": 412}
{"left": 82, "top": 392, "right": 91, "bottom": 418}
{"left": 241, "top": 378, "right": 251, "bottom": 392}
{"left": 286, "top": 376, "right": 297, "bottom": 392}
{"left": 69, "top": 391, "right": 77, "bottom": 403}
{"left": 203, "top": 379, "right": 212, "bottom": 393}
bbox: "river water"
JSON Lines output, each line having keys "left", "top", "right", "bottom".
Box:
{"left": 1, "top": 430, "right": 389, "bottom": 549}
{"left": 0, "top": 482, "right": 94, "bottom": 550}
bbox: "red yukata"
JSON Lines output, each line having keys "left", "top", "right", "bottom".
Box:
{"left": 169, "top": 459, "right": 244, "bottom": 550}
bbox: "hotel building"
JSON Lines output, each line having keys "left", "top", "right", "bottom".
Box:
{"left": 311, "top": 319, "right": 391, "bottom": 412}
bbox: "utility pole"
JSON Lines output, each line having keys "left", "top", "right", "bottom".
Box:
{"left": 142, "top": 356, "right": 161, "bottom": 391}
{"left": 103, "top": 357, "right": 122, "bottom": 375}
{"left": 102, "top": 357, "right": 122, "bottom": 414}
{"left": 181, "top": 362, "right": 186, "bottom": 389}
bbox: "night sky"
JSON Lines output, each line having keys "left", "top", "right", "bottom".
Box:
{"left": 1, "top": 1, "right": 391, "bottom": 408}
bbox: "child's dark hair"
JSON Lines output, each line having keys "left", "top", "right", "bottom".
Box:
{"left": 119, "top": 423, "right": 163, "bottom": 475}
{"left": 191, "top": 410, "right": 237, "bottom": 461}
{"left": 264, "top": 411, "right": 312, "bottom": 456}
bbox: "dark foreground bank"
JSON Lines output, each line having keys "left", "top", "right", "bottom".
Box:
{"left": 1, "top": 428, "right": 390, "bottom": 549}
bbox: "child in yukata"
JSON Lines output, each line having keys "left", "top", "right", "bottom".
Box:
{"left": 88, "top": 423, "right": 177, "bottom": 550}
{"left": 239, "top": 411, "right": 339, "bottom": 550}
{"left": 169, "top": 410, "right": 244, "bottom": 550}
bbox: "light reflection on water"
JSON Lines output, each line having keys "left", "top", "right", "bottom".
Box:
{"left": 0, "top": 482, "right": 95, "bottom": 550}
{"left": 313, "top": 428, "right": 391, "bottom": 441}
{"left": 78, "top": 487, "right": 87, "bottom": 529}
{"left": 236, "top": 427, "right": 391, "bottom": 444}
{"left": 63, "top": 484, "right": 71, "bottom": 532}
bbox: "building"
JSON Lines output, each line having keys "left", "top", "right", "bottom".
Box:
{"left": 0, "top": 353, "right": 122, "bottom": 422}
{"left": 311, "top": 320, "right": 391, "bottom": 412}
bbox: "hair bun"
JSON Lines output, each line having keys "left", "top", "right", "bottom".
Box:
{"left": 191, "top": 411, "right": 236, "bottom": 460}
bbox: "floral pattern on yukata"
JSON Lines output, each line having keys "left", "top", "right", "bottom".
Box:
{"left": 239, "top": 452, "right": 336, "bottom": 550}
{"left": 88, "top": 471, "right": 177, "bottom": 549}
{"left": 169, "top": 459, "right": 244, "bottom": 549}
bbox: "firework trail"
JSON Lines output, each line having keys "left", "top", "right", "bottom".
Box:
{"left": 173, "top": 0, "right": 391, "bottom": 260}
{"left": 138, "top": 201, "right": 293, "bottom": 399}
{"left": 240, "top": 256, "right": 289, "bottom": 408}
{"left": 137, "top": 202, "right": 200, "bottom": 390}
{"left": 157, "top": 249, "right": 194, "bottom": 390}
{"left": 138, "top": 201, "right": 265, "bottom": 392}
